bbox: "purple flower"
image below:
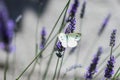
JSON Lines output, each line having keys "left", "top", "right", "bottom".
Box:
{"left": 109, "top": 29, "right": 117, "bottom": 47}
{"left": 55, "top": 41, "right": 65, "bottom": 58}
{"left": 80, "top": 1, "right": 86, "bottom": 19}
{"left": 65, "top": 18, "right": 76, "bottom": 34}
{"left": 104, "top": 56, "right": 115, "bottom": 79}
{"left": 40, "top": 27, "right": 46, "bottom": 49}
{"left": 0, "top": 12, "right": 14, "bottom": 52}
{"left": 39, "top": 27, "right": 46, "bottom": 58}
{"left": 67, "top": 0, "right": 79, "bottom": 22}
{"left": 85, "top": 47, "right": 103, "bottom": 79}
{"left": 98, "top": 14, "right": 111, "bottom": 36}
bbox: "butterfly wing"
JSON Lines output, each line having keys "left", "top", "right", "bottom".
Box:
{"left": 58, "top": 33, "right": 67, "bottom": 47}
{"left": 67, "top": 35, "right": 77, "bottom": 47}
{"left": 67, "top": 33, "right": 81, "bottom": 47}
{"left": 68, "top": 33, "right": 81, "bottom": 41}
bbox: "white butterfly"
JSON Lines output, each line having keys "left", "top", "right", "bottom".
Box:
{"left": 58, "top": 33, "right": 81, "bottom": 48}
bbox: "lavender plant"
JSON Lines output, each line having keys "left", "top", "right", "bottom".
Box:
{"left": 109, "top": 29, "right": 117, "bottom": 57}
{"left": 53, "top": 1, "right": 79, "bottom": 80}
{"left": 67, "top": 0, "right": 79, "bottom": 22}
{"left": 40, "top": 27, "right": 46, "bottom": 57}
{"left": 113, "top": 67, "right": 120, "bottom": 79}
{"left": 0, "top": 0, "right": 120, "bottom": 80}
{"left": 0, "top": 8, "right": 15, "bottom": 80}
{"left": 104, "top": 29, "right": 117, "bottom": 80}
{"left": 104, "top": 56, "right": 115, "bottom": 80}
{"left": 0, "top": 12, "right": 14, "bottom": 52}
{"left": 80, "top": 0, "right": 86, "bottom": 19}
{"left": 85, "top": 47, "right": 103, "bottom": 80}
{"left": 94, "top": 29, "right": 117, "bottom": 80}
{"left": 98, "top": 14, "right": 111, "bottom": 36}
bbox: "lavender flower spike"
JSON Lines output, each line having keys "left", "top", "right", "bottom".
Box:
{"left": 55, "top": 41, "right": 65, "bottom": 58}
{"left": 80, "top": 0, "right": 86, "bottom": 19}
{"left": 40, "top": 27, "right": 46, "bottom": 49}
{"left": 98, "top": 14, "right": 111, "bottom": 36}
{"left": 65, "top": 18, "right": 76, "bottom": 34}
{"left": 39, "top": 27, "right": 46, "bottom": 58}
{"left": 67, "top": 0, "right": 79, "bottom": 22}
{"left": 104, "top": 56, "right": 115, "bottom": 79}
{"left": 0, "top": 12, "right": 14, "bottom": 52}
{"left": 85, "top": 47, "right": 103, "bottom": 79}
{"left": 110, "top": 29, "right": 117, "bottom": 47}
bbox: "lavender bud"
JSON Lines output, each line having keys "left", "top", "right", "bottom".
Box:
{"left": 55, "top": 41, "right": 65, "bottom": 58}
{"left": 85, "top": 47, "right": 103, "bottom": 79}
{"left": 104, "top": 56, "right": 115, "bottom": 79}
{"left": 40, "top": 27, "right": 46, "bottom": 49}
{"left": 40, "top": 27, "right": 46, "bottom": 58}
{"left": 109, "top": 29, "right": 117, "bottom": 47}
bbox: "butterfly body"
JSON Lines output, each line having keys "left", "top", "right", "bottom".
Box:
{"left": 58, "top": 33, "right": 81, "bottom": 48}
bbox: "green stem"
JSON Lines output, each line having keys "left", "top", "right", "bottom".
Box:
{"left": 42, "top": 50, "right": 55, "bottom": 80}
{"left": 16, "top": 39, "right": 53, "bottom": 80}
{"left": 57, "top": 53, "right": 65, "bottom": 80}
{"left": 115, "top": 72, "right": 120, "bottom": 79}
{"left": 112, "top": 67, "right": 120, "bottom": 79}
{"left": 12, "top": 50, "right": 16, "bottom": 79}
{"left": 115, "top": 53, "right": 120, "bottom": 59}
{"left": 16, "top": 34, "right": 56, "bottom": 80}
{"left": 27, "top": 44, "right": 38, "bottom": 80}
{"left": 27, "top": 62, "right": 36, "bottom": 80}
{"left": 16, "top": 52, "right": 40, "bottom": 80}
{"left": 110, "top": 46, "right": 113, "bottom": 57}
{"left": 52, "top": 58, "right": 60, "bottom": 80}
{"left": 56, "top": 0, "right": 70, "bottom": 79}
{"left": 37, "top": 59, "right": 42, "bottom": 80}
{"left": 4, "top": 54, "right": 9, "bottom": 80}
